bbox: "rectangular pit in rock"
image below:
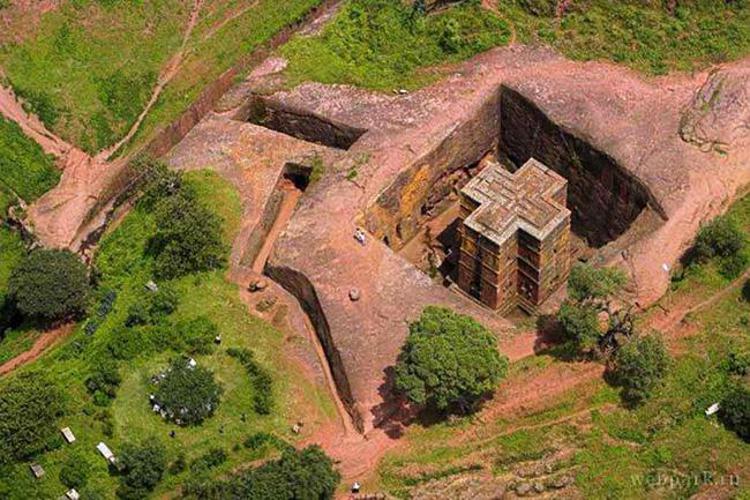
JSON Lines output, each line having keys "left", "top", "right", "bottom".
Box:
{"left": 498, "top": 86, "right": 652, "bottom": 248}
{"left": 241, "top": 96, "right": 367, "bottom": 150}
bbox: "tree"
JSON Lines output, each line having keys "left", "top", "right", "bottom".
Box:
{"left": 154, "top": 358, "right": 222, "bottom": 426}
{"left": 0, "top": 372, "right": 64, "bottom": 464}
{"left": 567, "top": 263, "right": 627, "bottom": 303}
{"left": 719, "top": 384, "right": 750, "bottom": 442}
{"left": 8, "top": 249, "right": 89, "bottom": 322}
{"left": 394, "top": 306, "right": 508, "bottom": 414}
{"left": 558, "top": 264, "right": 633, "bottom": 355}
{"left": 117, "top": 439, "right": 167, "bottom": 499}
{"left": 150, "top": 191, "right": 226, "bottom": 279}
{"left": 609, "top": 334, "right": 669, "bottom": 405}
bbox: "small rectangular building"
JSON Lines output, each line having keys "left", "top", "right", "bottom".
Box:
{"left": 96, "top": 442, "right": 116, "bottom": 465}
{"left": 457, "top": 158, "right": 571, "bottom": 313}
{"left": 61, "top": 427, "right": 76, "bottom": 444}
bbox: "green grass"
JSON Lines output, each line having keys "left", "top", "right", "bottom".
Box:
{"left": 281, "top": 0, "right": 512, "bottom": 90}
{"left": 0, "top": 170, "right": 336, "bottom": 499}
{"left": 0, "top": 116, "right": 59, "bottom": 204}
{"left": 125, "top": 0, "right": 323, "bottom": 155}
{"left": 0, "top": 0, "right": 188, "bottom": 154}
{"left": 283, "top": 0, "right": 750, "bottom": 91}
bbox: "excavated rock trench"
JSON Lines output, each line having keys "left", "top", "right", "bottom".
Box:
{"left": 245, "top": 84, "right": 661, "bottom": 432}
{"left": 367, "top": 85, "right": 658, "bottom": 255}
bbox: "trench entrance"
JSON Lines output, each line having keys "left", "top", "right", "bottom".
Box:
{"left": 242, "top": 96, "right": 367, "bottom": 150}
{"left": 248, "top": 163, "right": 310, "bottom": 273}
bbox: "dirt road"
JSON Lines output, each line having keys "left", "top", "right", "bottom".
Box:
{"left": 0, "top": 323, "right": 73, "bottom": 376}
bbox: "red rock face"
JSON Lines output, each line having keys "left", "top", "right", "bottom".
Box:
{"left": 161, "top": 45, "right": 750, "bottom": 432}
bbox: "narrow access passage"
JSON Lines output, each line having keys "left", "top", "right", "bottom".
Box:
{"left": 252, "top": 175, "right": 304, "bottom": 273}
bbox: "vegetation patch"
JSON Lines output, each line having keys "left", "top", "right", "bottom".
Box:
{"left": 0, "top": 116, "right": 59, "bottom": 203}
{"left": 284, "top": 0, "right": 750, "bottom": 91}
{"left": 227, "top": 347, "right": 274, "bottom": 415}
{"left": 0, "top": 168, "right": 336, "bottom": 498}
{"left": 282, "top": 0, "right": 511, "bottom": 90}
{"left": 0, "top": 0, "right": 187, "bottom": 153}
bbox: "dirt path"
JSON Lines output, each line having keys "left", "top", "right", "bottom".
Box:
{"left": 0, "top": 323, "right": 73, "bottom": 376}
{"left": 0, "top": 81, "right": 75, "bottom": 161}
{"left": 97, "top": 0, "right": 204, "bottom": 160}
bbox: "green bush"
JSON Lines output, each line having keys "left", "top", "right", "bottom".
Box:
{"left": 725, "top": 351, "right": 750, "bottom": 377}
{"left": 394, "top": 306, "right": 508, "bottom": 414}
{"left": 150, "top": 190, "right": 227, "bottom": 279}
{"left": 169, "top": 452, "right": 186, "bottom": 475}
{"left": 59, "top": 451, "right": 91, "bottom": 488}
{"left": 0, "top": 116, "right": 59, "bottom": 203}
{"left": 609, "top": 334, "right": 670, "bottom": 405}
{"left": 719, "top": 384, "right": 750, "bottom": 442}
{"left": 8, "top": 249, "right": 89, "bottom": 322}
{"left": 183, "top": 445, "right": 340, "bottom": 500}
{"left": 0, "top": 372, "right": 65, "bottom": 464}
{"left": 692, "top": 217, "right": 745, "bottom": 262}
{"left": 107, "top": 326, "right": 154, "bottom": 360}
{"left": 85, "top": 359, "right": 122, "bottom": 404}
{"left": 719, "top": 252, "right": 749, "bottom": 279}
{"left": 125, "top": 286, "right": 179, "bottom": 327}
{"left": 227, "top": 347, "right": 274, "bottom": 415}
{"left": 153, "top": 358, "right": 222, "bottom": 426}
{"left": 175, "top": 316, "right": 217, "bottom": 355}
{"left": 189, "top": 447, "right": 227, "bottom": 473}
{"left": 117, "top": 439, "right": 167, "bottom": 499}
{"left": 558, "top": 301, "right": 601, "bottom": 352}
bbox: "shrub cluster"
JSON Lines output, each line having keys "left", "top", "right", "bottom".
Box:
{"left": 117, "top": 439, "right": 167, "bottom": 499}
{"left": 189, "top": 447, "right": 227, "bottom": 474}
{"left": 227, "top": 347, "right": 274, "bottom": 415}
{"left": 182, "top": 445, "right": 340, "bottom": 500}
{"left": 0, "top": 372, "right": 65, "bottom": 464}
{"left": 85, "top": 358, "right": 122, "bottom": 406}
{"left": 125, "top": 286, "right": 179, "bottom": 327}
{"left": 59, "top": 451, "right": 91, "bottom": 489}
{"left": 691, "top": 216, "right": 747, "bottom": 278}
{"left": 719, "top": 384, "right": 750, "bottom": 442}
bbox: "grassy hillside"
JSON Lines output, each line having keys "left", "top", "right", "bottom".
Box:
{"left": 0, "top": 0, "right": 188, "bottom": 154}
{"left": 282, "top": 0, "right": 750, "bottom": 90}
{"left": 0, "top": 0, "right": 323, "bottom": 155}
{"left": 0, "top": 170, "right": 336, "bottom": 499}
